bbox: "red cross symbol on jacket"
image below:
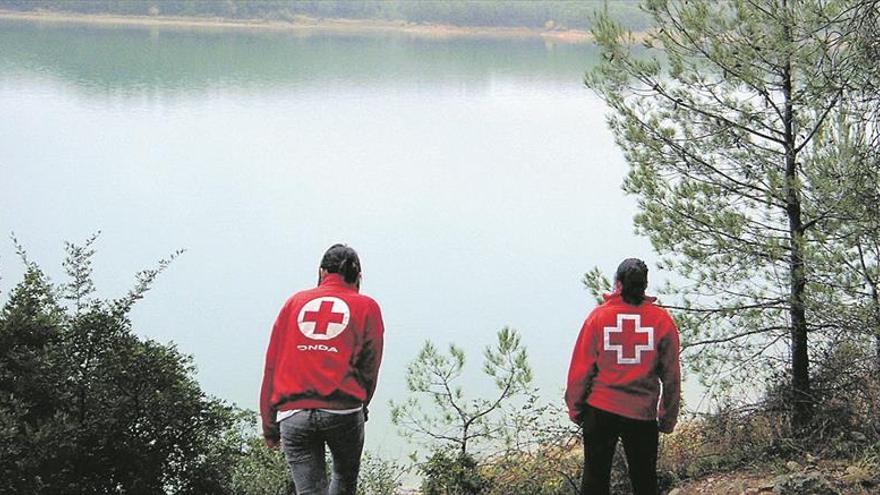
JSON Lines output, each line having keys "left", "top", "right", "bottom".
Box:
{"left": 565, "top": 292, "right": 681, "bottom": 432}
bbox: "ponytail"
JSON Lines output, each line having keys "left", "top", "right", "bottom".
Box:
{"left": 337, "top": 256, "right": 361, "bottom": 284}
{"left": 320, "top": 243, "right": 361, "bottom": 284}
{"left": 615, "top": 258, "right": 648, "bottom": 305}
{"left": 620, "top": 286, "right": 646, "bottom": 306}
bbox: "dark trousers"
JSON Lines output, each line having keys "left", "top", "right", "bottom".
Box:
{"left": 279, "top": 409, "right": 365, "bottom": 495}
{"left": 581, "top": 405, "right": 658, "bottom": 495}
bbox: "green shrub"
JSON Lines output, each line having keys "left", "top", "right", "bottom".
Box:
{"left": 0, "top": 236, "right": 244, "bottom": 494}
{"left": 420, "top": 450, "right": 490, "bottom": 495}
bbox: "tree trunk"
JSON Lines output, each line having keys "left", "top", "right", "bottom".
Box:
{"left": 857, "top": 243, "right": 880, "bottom": 371}
{"left": 876, "top": 332, "right": 880, "bottom": 372}
{"left": 781, "top": 26, "right": 812, "bottom": 429}
{"left": 875, "top": 319, "right": 880, "bottom": 372}
{"left": 461, "top": 424, "right": 468, "bottom": 459}
{"left": 872, "top": 284, "right": 880, "bottom": 372}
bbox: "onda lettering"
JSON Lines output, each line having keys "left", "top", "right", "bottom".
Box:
{"left": 297, "top": 344, "right": 339, "bottom": 353}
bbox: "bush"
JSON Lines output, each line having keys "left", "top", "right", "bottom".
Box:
{"left": 358, "top": 451, "right": 407, "bottom": 495}
{"left": 481, "top": 444, "right": 581, "bottom": 495}
{"left": 0, "top": 236, "right": 246, "bottom": 494}
{"left": 228, "top": 435, "right": 291, "bottom": 495}
{"left": 420, "top": 450, "right": 490, "bottom": 495}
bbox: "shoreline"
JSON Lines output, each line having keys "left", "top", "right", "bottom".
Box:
{"left": 0, "top": 9, "right": 604, "bottom": 43}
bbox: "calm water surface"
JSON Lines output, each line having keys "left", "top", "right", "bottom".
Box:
{"left": 0, "top": 19, "right": 674, "bottom": 457}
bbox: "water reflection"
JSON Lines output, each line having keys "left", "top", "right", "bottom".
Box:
{"left": 0, "top": 19, "right": 601, "bottom": 96}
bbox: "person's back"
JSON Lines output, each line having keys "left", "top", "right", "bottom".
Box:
{"left": 565, "top": 258, "right": 680, "bottom": 495}
{"left": 569, "top": 292, "right": 679, "bottom": 423}
{"left": 265, "top": 277, "right": 383, "bottom": 412}
{"left": 260, "top": 244, "right": 384, "bottom": 495}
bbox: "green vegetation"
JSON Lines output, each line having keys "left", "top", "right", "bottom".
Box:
{"left": 0, "top": 235, "right": 248, "bottom": 494}
{"left": 0, "top": 0, "right": 654, "bottom": 31}
{"left": 390, "top": 327, "right": 533, "bottom": 458}
{"left": 391, "top": 328, "right": 582, "bottom": 494}
{"left": 581, "top": 0, "right": 880, "bottom": 490}
{"left": 585, "top": 0, "right": 880, "bottom": 430}
{"left": 0, "top": 236, "right": 409, "bottom": 495}
{"left": 390, "top": 328, "right": 533, "bottom": 493}
{"left": 2, "top": 232, "right": 877, "bottom": 493}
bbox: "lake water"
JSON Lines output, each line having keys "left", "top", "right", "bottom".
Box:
{"left": 0, "top": 19, "right": 679, "bottom": 458}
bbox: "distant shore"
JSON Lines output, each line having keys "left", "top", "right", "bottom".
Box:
{"left": 0, "top": 9, "right": 644, "bottom": 44}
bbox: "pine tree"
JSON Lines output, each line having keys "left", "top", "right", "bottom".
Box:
{"left": 586, "top": 0, "right": 876, "bottom": 428}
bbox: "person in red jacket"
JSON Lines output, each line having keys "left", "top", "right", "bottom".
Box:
{"left": 260, "top": 244, "right": 384, "bottom": 495}
{"left": 565, "top": 258, "right": 680, "bottom": 495}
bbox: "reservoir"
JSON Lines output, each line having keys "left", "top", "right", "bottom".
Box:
{"left": 0, "top": 18, "right": 667, "bottom": 457}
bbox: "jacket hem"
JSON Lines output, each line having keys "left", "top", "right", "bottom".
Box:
{"left": 586, "top": 396, "right": 657, "bottom": 422}
{"left": 277, "top": 397, "right": 364, "bottom": 411}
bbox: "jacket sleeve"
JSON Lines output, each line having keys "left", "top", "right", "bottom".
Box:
{"left": 657, "top": 316, "right": 681, "bottom": 433}
{"left": 259, "top": 300, "right": 290, "bottom": 441}
{"left": 565, "top": 311, "right": 599, "bottom": 423}
{"left": 358, "top": 300, "right": 385, "bottom": 408}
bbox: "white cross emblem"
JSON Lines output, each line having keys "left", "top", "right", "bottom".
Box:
{"left": 297, "top": 297, "right": 350, "bottom": 340}
{"left": 603, "top": 314, "right": 654, "bottom": 365}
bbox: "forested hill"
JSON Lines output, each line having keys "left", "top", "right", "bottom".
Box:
{"left": 0, "top": 0, "right": 653, "bottom": 31}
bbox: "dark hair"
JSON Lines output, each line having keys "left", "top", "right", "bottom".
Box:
{"left": 615, "top": 258, "right": 648, "bottom": 305}
{"left": 320, "top": 243, "right": 361, "bottom": 284}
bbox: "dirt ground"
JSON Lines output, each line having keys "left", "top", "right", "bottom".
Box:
{"left": 669, "top": 459, "right": 877, "bottom": 495}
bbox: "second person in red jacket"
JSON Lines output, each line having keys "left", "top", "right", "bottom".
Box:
{"left": 260, "top": 244, "right": 384, "bottom": 495}
{"left": 565, "top": 258, "right": 680, "bottom": 495}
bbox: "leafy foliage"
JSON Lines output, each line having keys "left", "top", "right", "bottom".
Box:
{"left": 356, "top": 451, "right": 408, "bottom": 495}
{"left": 419, "top": 451, "right": 489, "bottom": 495}
{"left": 390, "top": 327, "right": 533, "bottom": 458}
{"left": 390, "top": 327, "right": 591, "bottom": 494}
{"left": 228, "top": 435, "right": 290, "bottom": 495}
{"left": 478, "top": 402, "right": 583, "bottom": 495}
{"left": 585, "top": 0, "right": 880, "bottom": 429}
{"left": 0, "top": 236, "right": 252, "bottom": 494}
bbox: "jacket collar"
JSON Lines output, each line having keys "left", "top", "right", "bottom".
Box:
{"left": 319, "top": 273, "right": 358, "bottom": 292}
{"left": 602, "top": 290, "right": 656, "bottom": 305}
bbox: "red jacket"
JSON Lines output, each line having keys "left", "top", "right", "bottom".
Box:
{"left": 260, "top": 274, "right": 384, "bottom": 438}
{"left": 565, "top": 292, "right": 680, "bottom": 431}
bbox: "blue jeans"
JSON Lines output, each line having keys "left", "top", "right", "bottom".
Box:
{"left": 279, "top": 409, "right": 365, "bottom": 495}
